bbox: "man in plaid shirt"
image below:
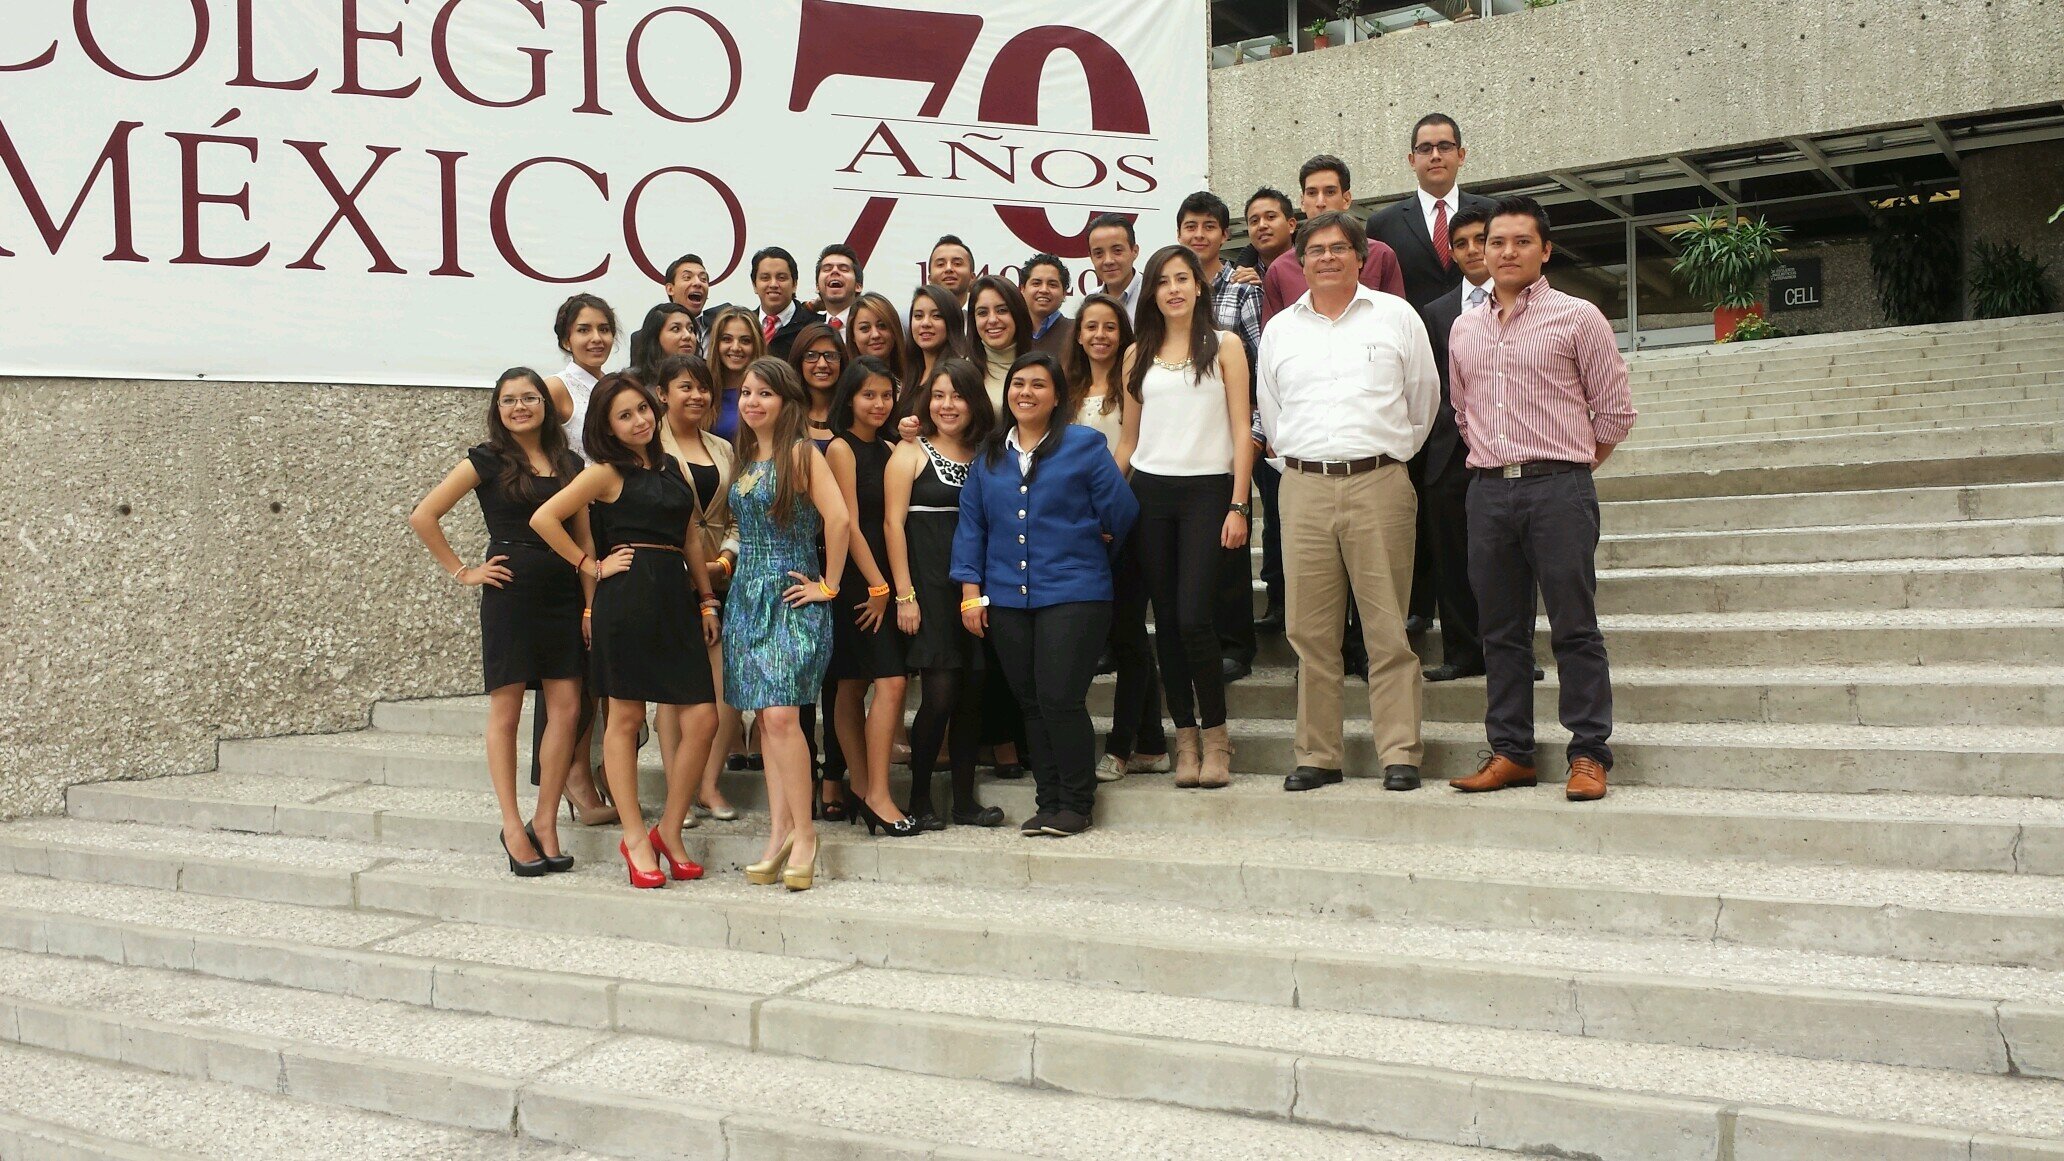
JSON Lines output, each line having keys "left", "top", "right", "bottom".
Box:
{"left": 1178, "top": 191, "right": 1264, "bottom": 681}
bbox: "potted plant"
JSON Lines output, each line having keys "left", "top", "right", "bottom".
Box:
{"left": 1305, "top": 19, "right": 1331, "bottom": 48}
{"left": 1670, "top": 212, "right": 1789, "bottom": 341}
{"left": 1869, "top": 196, "right": 1961, "bottom": 326}
{"left": 1268, "top": 36, "right": 1293, "bottom": 57}
{"left": 1968, "top": 240, "right": 2057, "bottom": 319}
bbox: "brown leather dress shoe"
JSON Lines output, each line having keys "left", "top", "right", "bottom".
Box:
{"left": 1450, "top": 754, "right": 1537, "bottom": 793}
{"left": 1565, "top": 757, "right": 1608, "bottom": 801}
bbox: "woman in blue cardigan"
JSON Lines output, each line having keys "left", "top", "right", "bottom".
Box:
{"left": 953, "top": 351, "right": 1139, "bottom": 837}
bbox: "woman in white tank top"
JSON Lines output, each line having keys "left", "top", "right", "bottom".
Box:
{"left": 543, "top": 293, "right": 618, "bottom": 463}
{"left": 1114, "top": 246, "right": 1254, "bottom": 789}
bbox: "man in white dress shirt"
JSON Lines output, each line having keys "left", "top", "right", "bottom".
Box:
{"left": 1255, "top": 211, "right": 1439, "bottom": 794}
{"left": 814, "top": 244, "right": 863, "bottom": 333}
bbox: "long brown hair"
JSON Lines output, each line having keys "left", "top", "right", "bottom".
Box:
{"left": 705, "top": 305, "right": 766, "bottom": 388}
{"left": 786, "top": 321, "right": 847, "bottom": 405}
{"left": 966, "top": 275, "right": 1034, "bottom": 381}
{"left": 845, "top": 291, "right": 910, "bottom": 389}
{"left": 1125, "top": 244, "right": 1221, "bottom": 403}
{"left": 483, "top": 368, "right": 581, "bottom": 501}
{"left": 733, "top": 357, "right": 814, "bottom": 527}
{"left": 902, "top": 284, "right": 968, "bottom": 382}
{"left": 1063, "top": 294, "right": 1134, "bottom": 418}
{"left": 581, "top": 374, "right": 665, "bottom": 473}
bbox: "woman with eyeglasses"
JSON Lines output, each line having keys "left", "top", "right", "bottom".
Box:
{"left": 410, "top": 369, "right": 589, "bottom": 877}
{"left": 787, "top": 321, "right": 855, "bottom": 817}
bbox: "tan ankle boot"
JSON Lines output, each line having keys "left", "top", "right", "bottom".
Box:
{"left": 1199, "top": 725, "right": 1233, "bottom": 788}
{"left": 1173, "top": 727, "right": 1203, "bottom": 788}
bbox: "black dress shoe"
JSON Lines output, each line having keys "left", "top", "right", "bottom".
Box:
{"left": 1283, "top": 766, "right": 1343, "bottom": 792}
{"left": 952, "top": 805, "right": 1007, "bottom": 828}
{"left": 1422, "top": 663, "right": 1486, "bottom": 682}
{"left": 1382, "top": 765, "right": 1421, "bottom": 791}
{"left": 1342, "top": 652, "right": 1369, "bottom": 681}
{"left": 1094, "top": 648, "right": 1116, "bottom": 676}
{"left": 1020, "top": 812, "right": 1052, "bottom": 836}
{"left": 1404, "top": 615, "right": 1433, "bottom": 634}
{"left": 992, "top": 763, "right": 1028, "bottom": 780}
{"left": 1253, "top": 603, "right": 1285, "bottom": 634}
{"left": 1220, "top": 656, "right": 1251, "bottom": 683}
{"left": 1534, "top": 666, "right": 1547, "bottom": 681}
{"left": 1040, "top": 809, "right": 1092, "bottom": 836}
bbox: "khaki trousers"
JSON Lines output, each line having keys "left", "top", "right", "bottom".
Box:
{"left": 1278, "top": 462, "right": 1423, "bottom": 771}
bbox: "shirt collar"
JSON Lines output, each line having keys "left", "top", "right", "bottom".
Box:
{"left": 1110, "top": 271, "right": 1139, "bottom": 303}
{"left": 1417, "top": 187, "right": 1458, "bottom": 217}
{"left": 1292, "top": 281, "right": 1381, "bottom": 322}
{"left": 760, "top": 300, "right": 797, "bottom": 327}
{"left": 1464, "top": 276, "right": 1493, "bottom": 303}
{"left": 1031, "top": 310, "right": 1060, "bottom": 339}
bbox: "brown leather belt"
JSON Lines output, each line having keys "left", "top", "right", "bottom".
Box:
{"left": 1283, "top": 455, "right": 1396, "bottom": 476}
{"left": 620, "top": 542, "right": 683, "bottom": 554}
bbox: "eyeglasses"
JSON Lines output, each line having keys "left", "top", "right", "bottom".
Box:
{"left": 801, "top": 350, "right": 842, "bottom": 364}
{"left": 499, "top": 395, "right": 545, "bottom": 408}
{"left": 1302, "top": 243, "right": 1358, "bottom": 260}
{"left": 1412, "top": 141, "right": 1461, "bottom": 157}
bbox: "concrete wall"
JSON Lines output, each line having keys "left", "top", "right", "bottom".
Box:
{"left": 0, "top": 379, "right": 486, "bottom": 819}
{"left": 1210, "top": 0, "right": 2064, "bottom": 199}
{"left": 1963, "top": 141, "right": 2064, "bottom": 315}
{"left": 1767, "top": 240, "right": 1889, "bottom": 337}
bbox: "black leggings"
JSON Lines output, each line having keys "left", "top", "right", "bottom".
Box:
{"left": 1131, "top": 470, "right": 1233, "bottom": 730}
{"left": 1105, "top": 531, "right": 1166, "bottom": 759}
{"left": 989, "top": 601, "right": 1112, "bottom": 818}
{"left": 906, "top": 667, "right": 984, "bottom": 817}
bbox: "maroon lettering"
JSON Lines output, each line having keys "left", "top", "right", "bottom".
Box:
{"left": 790, "top": 0, "right": 982, "bottom": 116}
{"left": 336, "top": 0, "right": 422, "bottom": 99}
{"left": 1029, "top": 148, "right": 1107, "bottom": 191}
{"left": 1114, "top": 154, "right": 1157, "bottom": 195}
{"left": 0, "top": 38, "right": 58, "bottom": 73}
{"left": 283, "top": 142, "right": 406, "bottom": 273}
{"left": 76, "top": 0, "right": 209, "bottom": 82}
{"left": 427, "top": 148, "right": 473, "bottom": 277}
{"left": 433, "top": 0, "right": 548, "bottom": 109}
{"left": 491, "top": 156, "right": 608, "bottom": 283}
{"left": 835, "top": 122, "right": 924, "bottom": 178}
{"left": 168, "top": 112, "right": 269, "bottom": 267}
{"left": 569, "top": 0, "right": 609, "bottom": 115}
{"left": 945, "top": 134, "right": 1018, "bottom": 183}
{"left": 626, "top": 7, "right": 739, "bottom": 123}
{"left": 980, "top": 26, "right": 1149, "bottom": 256}
{"left": 0, "top": 118, "right": 144, "bottom": 261}
{"left": 844, "top": 197, "right": 899, "bottom": 269}
{"left": 229, "top": 0, "right": 316, "bottom": 91}
{"left": 622, "top": 165, "right": 745, "bottom": 283}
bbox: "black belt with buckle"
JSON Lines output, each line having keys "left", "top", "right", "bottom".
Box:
{"left": 1284, "top": 455, "right": 1396, "bottom": 476}
{"left": 1477, "top": 460, "right": 1589, "bottom": 480}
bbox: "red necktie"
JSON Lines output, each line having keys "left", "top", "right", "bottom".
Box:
{"left": 829, "top": 316, "right": 843, "bottom": 332}
{"left": 1433, "top": 199, "right": 1452, "bottom": 270}
{"left": 762, "top": 313, "right": 778, "bottom": 343}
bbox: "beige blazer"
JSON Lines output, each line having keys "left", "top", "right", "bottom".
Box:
{"left": 661, "top": 424, "right": 739, "bottom": 567}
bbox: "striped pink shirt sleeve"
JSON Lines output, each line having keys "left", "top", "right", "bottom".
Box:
{"left": 1447, "top": 277, "right": 1637, "bottom": 470}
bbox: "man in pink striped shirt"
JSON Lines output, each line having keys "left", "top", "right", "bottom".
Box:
{"left": 1446, "top": 196, "right": 1636, "bottom": 803}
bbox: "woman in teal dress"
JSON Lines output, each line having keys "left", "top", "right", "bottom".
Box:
{"left": 723, "top": 357, "right": 850, "bottom": 891}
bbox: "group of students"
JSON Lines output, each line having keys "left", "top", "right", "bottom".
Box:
{"left": 411, "top": 214, "right": 1260, "bottom": 892}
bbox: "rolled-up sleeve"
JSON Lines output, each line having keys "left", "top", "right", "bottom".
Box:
{"left": 1574, "top": 308, "right": 1637, "bottom": 446}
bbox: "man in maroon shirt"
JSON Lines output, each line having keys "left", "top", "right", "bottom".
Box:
{"left": 1446, "top": 196, "right": 1636, "bottom": 803}
{"left": 1261, "top": 155, "right": 1407, "bottom": 325}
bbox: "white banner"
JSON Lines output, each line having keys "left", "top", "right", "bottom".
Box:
{"left": 0, "top": 0, "right": 1207, "bottom": 387}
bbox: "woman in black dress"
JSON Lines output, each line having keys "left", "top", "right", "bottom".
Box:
{"left": 532, "top": 375, "right": 722, "bottom": 889}
{"left": 409, "top": 369, "right": 587, "bottom": 876}
{"left": 824, "top": 357, "right": 917, "bottom": 836}
{"left": 884, "top": 357, "right": 1005, "bottom": 828}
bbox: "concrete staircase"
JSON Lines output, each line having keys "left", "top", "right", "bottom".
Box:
{"left": 5, "top": 316, "right": 2064, "bottom": 1159}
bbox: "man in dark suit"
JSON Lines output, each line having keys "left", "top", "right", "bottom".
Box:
{"left": 1021, "top": 254, "right": 1075, "bottom": 356}
{"left": 1367, "top": 113, "right": 1496, "bottom": 636}
{"left": 749, "top": 246, "right": 823, "bottom": 359}
{"left": 1416, "top": 204, "right": 1493, "bottom": 679}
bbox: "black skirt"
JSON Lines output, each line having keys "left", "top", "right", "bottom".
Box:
{"left": 480, "top": 541, "right": 585, "bottom": 691}
{"left": 827, "top": 566, "right": 909, "bottom": 681}
{"left": 589, "top": 547, "right": 716, "bottom": 705}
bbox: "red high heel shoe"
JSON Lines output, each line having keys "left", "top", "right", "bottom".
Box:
{"left": 648, "top": 825, "right": 705, "bottom": 881}
{"left": 619, "top": 838, "right": 667, "bottom": 889}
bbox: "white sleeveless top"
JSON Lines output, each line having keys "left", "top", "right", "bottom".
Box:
{"left": 1130, "top": 349, "right": 1233, "bottom": 476}
{"left": 1072, "top": 390, "right": 1125, "bottom": 457}
{"left": 559, "top": 362, "right": 599, "bottom": 462}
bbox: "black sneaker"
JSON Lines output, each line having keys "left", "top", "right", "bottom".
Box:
{"left": 1040, "top": 810, "right": 1092, "bottom": 836}
{"left": 1020, "top": 812, "right": 1052, "bottom": 836}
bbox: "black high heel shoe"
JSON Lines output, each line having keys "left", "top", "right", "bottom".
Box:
{"left": 501, "top": 829, "right": 548, "bottom": 877}
{"left": 858, "top": 802, "right": 921, "bottom": 837}
{"left": 950, "top": 805, "right": 1007, "bottom": 828}
{"left": 820, "top": 783, "right": 853, "bottom": 824}
{"left": 525, "top": 824, "right": 574, "bottom": 873}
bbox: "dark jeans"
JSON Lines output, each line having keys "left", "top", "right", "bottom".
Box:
{"left": 989, "top": 601, "right": 1112, "bottom": 817}
{"left": 1131, "top": 471, "right": 1232, "bottom": 730}
{"left": 1106, "top": 532, "right": 1167, "bottom": 759}
{"left": 1466, "top": 468, "right": 1613, "bottom": 768}
{"left": 1255, "top": 460, "right": 1283, "bottom": 607}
